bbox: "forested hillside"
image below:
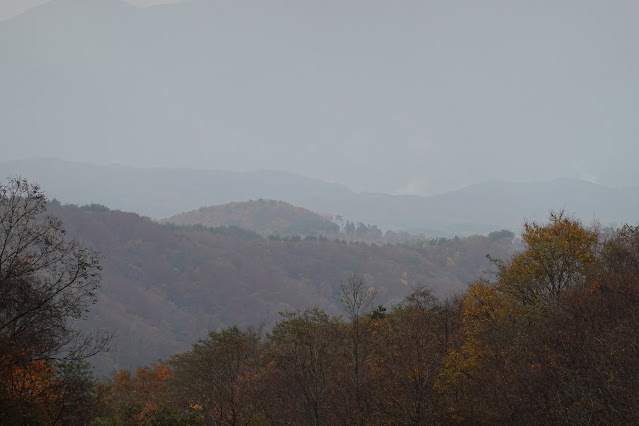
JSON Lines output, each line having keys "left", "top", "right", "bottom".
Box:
{"left": 164, "top": 199, "right": 340, "bottom": 238}
{"left": 5, "top": 180, "right": 639, "bottom": 424}
{"left": 91, "top": 214, "right": 639, "bottom": 425}
{"left": 50, "top": 205, "right": 514, "bottom": 373}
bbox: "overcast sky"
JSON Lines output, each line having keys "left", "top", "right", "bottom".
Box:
{"left": 0, "top": 0, "right": 177, "bottom": 20}
{"left": 1, "top": 0, "right": 638, "bottom": 195}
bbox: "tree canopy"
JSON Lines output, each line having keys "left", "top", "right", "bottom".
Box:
{"left": 94, "top": 214, "right": 639, "bottom": 424}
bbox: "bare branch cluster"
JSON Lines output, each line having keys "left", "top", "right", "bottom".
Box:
{"left": 0, "top": 177, "right": 110, "bottom": 369}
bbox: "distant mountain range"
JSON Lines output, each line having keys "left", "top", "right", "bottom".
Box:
{"left": 6, "top": 0, "right": 636, "bottom": 198}
{"left": 2, "top": 158, "right": 638, "bottom": 236}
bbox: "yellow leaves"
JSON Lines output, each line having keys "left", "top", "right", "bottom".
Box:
{"left": 438, "top": 282, "right": 508, "bottom": 392}
{"left": 461, "top": 282, "right": 526, "bottom": 344}
{"left": 523, "top": 212, "right": 597, "bottom": 271}
{"left": 463, "top": 282, "right": 508, "bottom": 329}
{"left": 522, "top": 211, "right": 596, "bottom": 259}
{"left": 438, "top": 212, "right": 601, "bottom": 408}
{"left": 499, "top": 211, "right": 598, "bottom": 305}
{"left": 437, "top": 348, "right": 478, "bottom": 390}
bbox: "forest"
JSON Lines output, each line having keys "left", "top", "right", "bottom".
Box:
{"left": 2, "top": 178, "right": 639, "bottom": 424}
{"left": 46, "top": 200, "right": 516, "bottom": 373}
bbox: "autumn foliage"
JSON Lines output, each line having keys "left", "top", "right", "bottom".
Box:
{"left": 93, "top": 212, "right": 639, "bottom": 425}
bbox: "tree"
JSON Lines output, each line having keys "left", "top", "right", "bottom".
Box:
{"left": 264, "top": 308, "right": 342, "bottom": 425}
{"left": 496, "top": 211, "right": 597, "bottom": 305}
{"left": 96, "top": 362, "right": 202, "bottom": 425}
{"left": 487, "top": 229, "right": 514, "bottom": 242}
{"left": 339, "top": 273, "right": 376, "bottom": 326}
{"left": 338, "top": 273, "right": 377, "bottom": 425}
{"left": 370, "top": 288, "right": 459, "bottom": 425}
{"left": 167, "top": 327, "right": 263, "bottom": 426}
{"left": 0, "top": 178, "right": 110, "bottom": 423}
{"left": 439, "top": 211, "right": 602, "bottom": 423}
{"left": 344, "top": 221, "right": 356, "bottom": 236}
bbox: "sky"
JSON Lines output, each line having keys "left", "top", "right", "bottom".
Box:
{"left": 0, "top": 0, "right": 176, "bottom": 20}
{"left": 1, "top": 0, "right": 638, "bottom": 195}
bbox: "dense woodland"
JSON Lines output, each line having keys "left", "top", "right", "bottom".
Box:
{"left": 3, "top": 179, "right": 639, "bottom": 424}
{"left": 47, "top": 203, "right": 515, "bottom": 373}
{"left": 163, "top": 198, "right": 419, "bottom": 245}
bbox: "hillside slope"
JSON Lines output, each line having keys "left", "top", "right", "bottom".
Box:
{"left": 51, "top": 207, "right": 514, "bottom": 373}
{"left": 165, "top": 199, "right": 339, "bottom": 237}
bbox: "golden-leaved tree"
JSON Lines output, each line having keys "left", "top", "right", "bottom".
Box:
{"left": 439, "top": 212, "right": 599, "bottom": 421}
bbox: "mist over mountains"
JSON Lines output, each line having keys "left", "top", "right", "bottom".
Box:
{"left": 2, "top": 158, "right": 638, "bottom": 237}
{"left": 2, "top": 0, "right": 638, "bottom": 195}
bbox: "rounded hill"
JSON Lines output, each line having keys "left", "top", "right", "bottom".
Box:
{"left": 164, "top": 199, "right": 339, "bottom": 238}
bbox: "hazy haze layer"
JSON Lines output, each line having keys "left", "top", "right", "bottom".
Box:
{"left": 2, "top": 158, "right": 638, "bottom": 236}
{"left": 1, "top": 0, "right": 638, "bottom": 194}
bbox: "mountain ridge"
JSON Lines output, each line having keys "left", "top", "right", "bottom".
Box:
{"left": 6, "top": 0, "right": 635, "bottom": 195}
{"left": 2, "top": 158, "right": 637, "bottom": 236}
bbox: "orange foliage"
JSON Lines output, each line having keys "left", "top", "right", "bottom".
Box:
{"left": 0, "top": 358, "right": 58, "bottom": 401}
{"left": 0, "top": 353, "right": 63, "bottom": 424}
{"left": 104, "top": 362, "right": 174, "bottom": 423}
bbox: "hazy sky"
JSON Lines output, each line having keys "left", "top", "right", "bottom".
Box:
{"left": 0, "top": 0, "right": 177, "bottom": 20}
{"left": 1, "top": 0, "right": 638, "bottom": 195}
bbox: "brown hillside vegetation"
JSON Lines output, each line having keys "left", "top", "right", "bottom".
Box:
{"left": 7, "top": 184, "right": 639, "bottom": 424}
{"left": 50, "top": 207, "right": 514, "bottom": 374}
{"left": 93, "top": 215, "right": 639, "bottom": 425}
{"left": 164, "top": 199, "right": 340, "bottom": 238}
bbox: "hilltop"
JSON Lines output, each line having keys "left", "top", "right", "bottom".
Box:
{"left": 164, "top": 199, "right": 339, "bottom": 238}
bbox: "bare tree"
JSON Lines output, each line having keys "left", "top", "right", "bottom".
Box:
{"left": 339, "top": 272, "right": 376, "bottom": 325}
{"left": 0, "top": 177, "right": 111, "bottom": 423}
{"left": 338, "top": 272, "right": 377, "bottom": 425}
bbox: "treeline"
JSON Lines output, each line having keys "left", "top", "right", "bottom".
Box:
{"left": 165, "top": 198, "right": 516, "bottom": 245}
{"left": 163, "top": 223, "right": 263, "bottom": 241}
{"left": 92, "top": 213, "right": 639, "bottom": 425}
{"left": 49, "top": 198, "right": 111, "bottom": 212}
{"left": 167, "top": 219, "right": 516, "bottom": 249}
